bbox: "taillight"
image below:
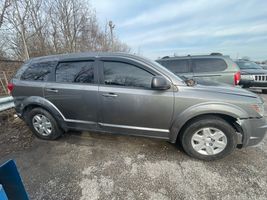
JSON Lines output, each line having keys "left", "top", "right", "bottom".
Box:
{"left": 234, "top": 71, "right": 241, "bottom": 85}
{"left": 7, "top": 83, "right": 14, "bottom": 93}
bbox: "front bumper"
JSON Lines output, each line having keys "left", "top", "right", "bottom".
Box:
{"left": 239, "top": 117, "right": 267, "bottom": 147}
{"left": 240, "top": 79, "right": 267, "bottom": 88}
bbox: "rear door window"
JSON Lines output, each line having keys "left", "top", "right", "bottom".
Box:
{"left": 20, "top": 62, "right": 55, "bottom": 81}
{"left": 158, "top": 59, "right": 190, "bottom": 74}
{"left": 192, "top": 58, "right": 227, "bottom": 73}
{"left": 56, "top": 61, "right": 95, "bottom": 83}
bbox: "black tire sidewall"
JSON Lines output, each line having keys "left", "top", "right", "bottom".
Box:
{"left": 181, "top": 117, "right": 237, "bottom": 161}
{"left": 26, "top": 107, "right": 63, "bottom": 140}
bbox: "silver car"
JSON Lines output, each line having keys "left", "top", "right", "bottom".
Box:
{"left": 9, "top": 52, "right": 267, "bottom": 160}
{"left": 156, "top": 54, "right": 241, "bottom": 86}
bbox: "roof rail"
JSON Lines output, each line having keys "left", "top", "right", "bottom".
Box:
{"left": 159, "top": 53, "right": 224, "bottom": 60}
{"left": 210, "top": 52, "right": 223, "bottom": 56}
{"left": 161, "top": 56, "right": 170, "bottom": 59}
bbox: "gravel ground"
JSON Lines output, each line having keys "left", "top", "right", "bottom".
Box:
{"left": 0, "top": 94, "right": 267, "bottom": 200}
{"left": 0, "top": 110, "right": 34, "bottom": 158}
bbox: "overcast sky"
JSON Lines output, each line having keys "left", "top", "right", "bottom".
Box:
{"left": 91, "top": 0, "right": 267, "bottom": 60}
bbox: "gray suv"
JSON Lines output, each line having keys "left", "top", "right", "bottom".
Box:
{"left": 9, "top": 52, "right": 267, "bottom": 160}
{"left": 156, "top": 54, "right": 240, "bottom": 85}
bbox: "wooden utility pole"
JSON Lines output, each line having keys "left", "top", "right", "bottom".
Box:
{"left": 108, "top": 20, "right": 115, "bottom": 51}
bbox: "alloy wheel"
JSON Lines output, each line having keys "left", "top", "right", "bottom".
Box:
{"left": 32, "top": 114, "right": 52, "bottom": 136}
{"left": 191, "top": 127, "right": 227, "bottom": 155}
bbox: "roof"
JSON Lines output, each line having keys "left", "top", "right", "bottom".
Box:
{"left": 26, "top": 51, "right": 185, "bottom": 85}
{"left": 28, "top": 52, "right": 146, "bottom": 63}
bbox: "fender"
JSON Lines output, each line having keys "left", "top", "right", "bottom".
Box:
{"left": 169, "top": 102, "right": 249, "bottom": 143}
{"left": 16, "top": 96, "right": 68, "bottom": 131}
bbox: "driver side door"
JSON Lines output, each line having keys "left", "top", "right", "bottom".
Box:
{"left": 98, "top": 58, "right": 174, "bottom": 139}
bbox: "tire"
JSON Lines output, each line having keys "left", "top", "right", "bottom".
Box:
{"left": 26, "top": 107, "right": 64, "bottom": 140}
{"left": 262, "top": 89, "right": 267, "bottom": 94}
{"left": 180, "top": 116, "right": 237, "bottom": 161}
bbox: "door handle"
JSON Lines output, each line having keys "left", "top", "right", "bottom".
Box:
{"left": 45, "top": 88, "right": 58, "bottom": 93}
{"left": 102, "top": 93, "right": 118, "bottom": 97}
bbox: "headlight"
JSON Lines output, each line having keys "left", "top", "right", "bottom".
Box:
{"left": 251, "top": 104, "right": 265, "bottom": 117}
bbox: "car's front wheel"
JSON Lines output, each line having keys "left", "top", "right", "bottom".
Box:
{"left": 180, "top": 116, "right": 237, "bottom": 161}
{"left": 26, "top": 107, "right": 64, "bottom": 140}
{"left": 262, "top": 89, "right": 267, "bottom": 94}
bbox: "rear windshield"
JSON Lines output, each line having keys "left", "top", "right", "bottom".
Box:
{"left": 13, "top": 62, "right": 28, "bottom": 79}
{"left": 236, "top": 61, "right": 262, "bottom": 69}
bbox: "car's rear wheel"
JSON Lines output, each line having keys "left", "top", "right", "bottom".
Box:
{"left": 26, "top": 107, "right": 63, "bottom": 140}
{"left": 262, "top": 89, "right": 267, "bottom": 94}
{"left": 180, "top": 116, "right": 237, "bottom": 161}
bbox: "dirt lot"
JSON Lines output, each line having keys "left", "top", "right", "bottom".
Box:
{"left": 0, "top": 111, "right": 34, "bottom": 157}
{"left": 0, "top": 94, "right": 267, "bottom": 200}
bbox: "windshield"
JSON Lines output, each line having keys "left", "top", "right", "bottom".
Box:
{"left": 236, "top": 61, "right": 262, "bottom": 69}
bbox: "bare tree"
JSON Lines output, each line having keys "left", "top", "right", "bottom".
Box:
{"left": 1, "top": 0, "right": 130, "bottom": 60}
{"left": 27, "top": 0, "right": 47, "bottom": 56}
{"left": 50, "top": 0, "right": 87, "bottom": 52}
{"left": 6, "top": 0, "right": 30, "bottom": 60}
{"left": 0, "top": 0, "right": 11, "bottom": 28}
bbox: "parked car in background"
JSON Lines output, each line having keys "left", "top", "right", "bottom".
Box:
{"left": 236, "top": 59, "right": 267, "bottom": 93}
{"left": 156, "top": 54, "right": 240, "bottom": 85}
{"left": 8, "top": 52, "right": 266, "bottom": 160}
{"left": 260, "top": 64, "right": 267, "bottom": 70}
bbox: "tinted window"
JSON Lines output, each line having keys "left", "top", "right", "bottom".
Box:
{"left": 56, "top": 61, "right": 94, "bottom": 83}
{"left": 21, "top": 62, "right": 54, "bottom": 81}
{"left": 236, "top": 61, "right": 262, "bottom": 69}
{"left": 158, "top": 59, "right": 189, "bottom": 73}
{"left": 193, "top": 58, "right": 227, "bottom": 73}
{"left": 103, "top": 61, "right": 153, "bottom": 89}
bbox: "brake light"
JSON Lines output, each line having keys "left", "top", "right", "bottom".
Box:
{"left": 234, "top": 71, "right": 241, "bottom": 85}
{"left": 7, "top": 83, "right": 14, "bottom": 93}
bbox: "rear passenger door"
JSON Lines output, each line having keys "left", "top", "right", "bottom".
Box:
{"left": 44, "top": 60, "right": 99, "bottom": 128}
{"left": 192, "top": 58, "right": 228, "bottom": 84}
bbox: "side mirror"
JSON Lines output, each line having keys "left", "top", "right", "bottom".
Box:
{"left": 151, "top": 76, "right": 171, "bottom": 90}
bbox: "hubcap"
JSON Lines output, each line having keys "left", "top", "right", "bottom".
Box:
{"left": 191, "top": 127, "right": 227, "bottom": 155}
{"left": 32, "top": 114, "right": 52, "bottom": 136}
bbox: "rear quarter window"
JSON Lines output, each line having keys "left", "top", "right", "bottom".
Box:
{"left": 20, "top": 61, "right": 55, "bottom": 81}
{"left": 192, "top": 58, "right": 227, "bottom": 73}
{"left": 158, "top": 59, "right": 190, "bottom": 73}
